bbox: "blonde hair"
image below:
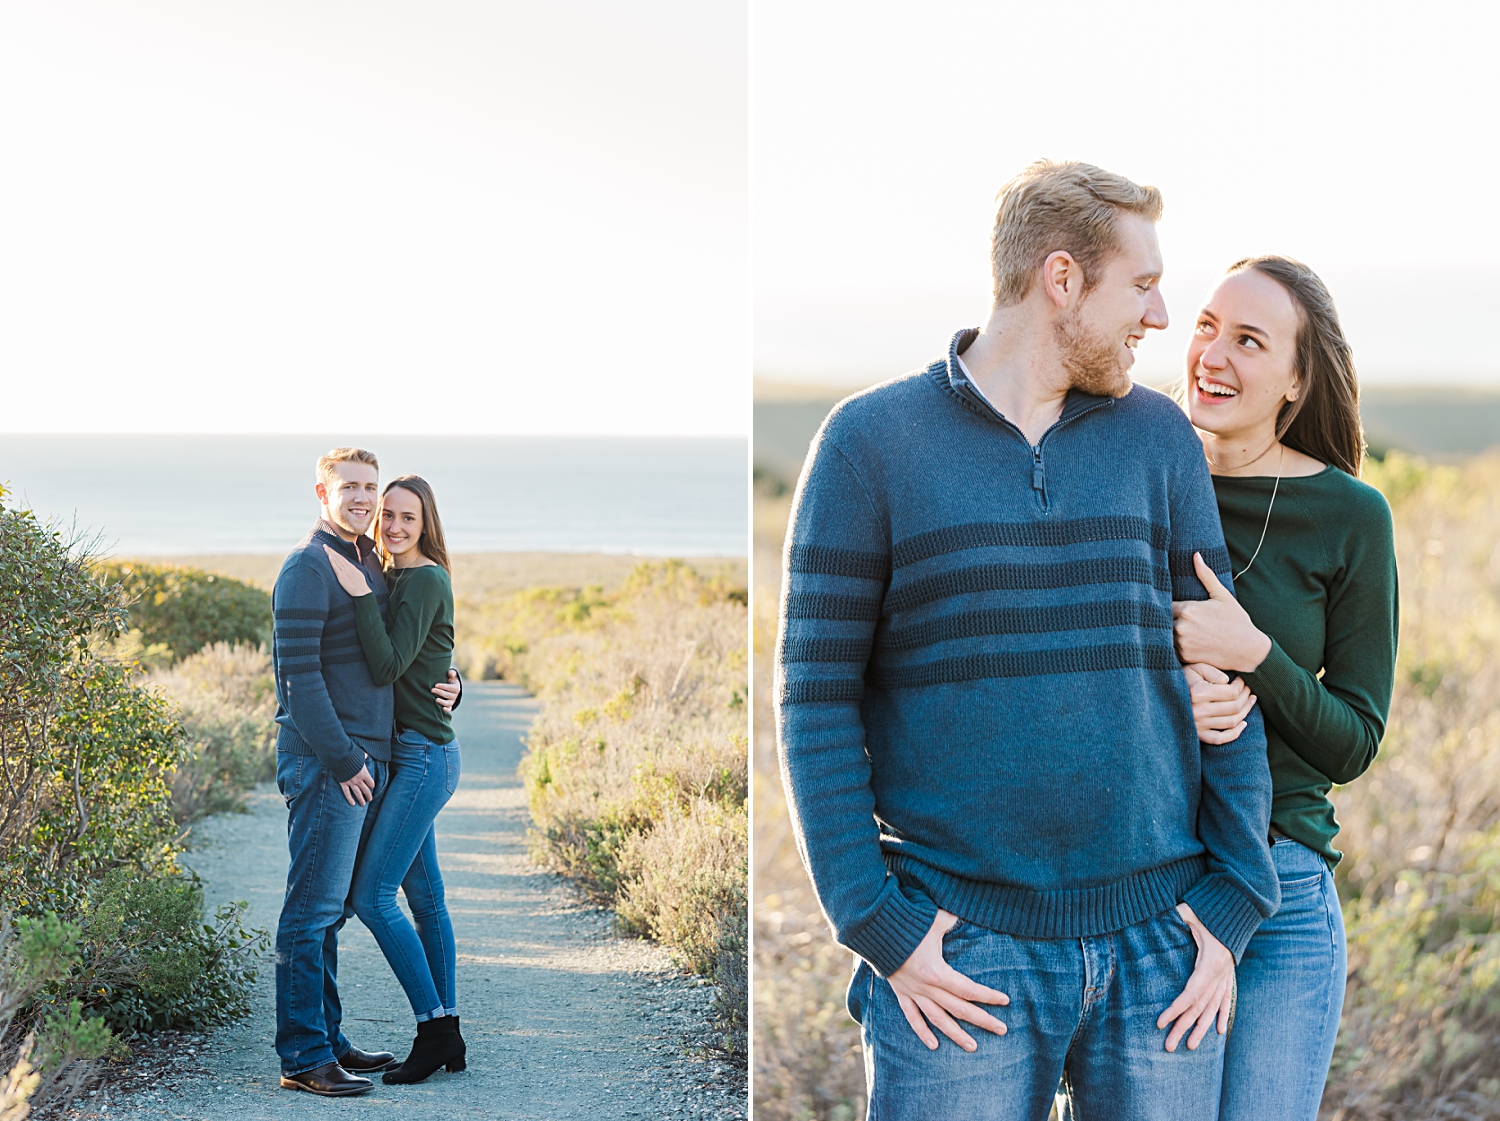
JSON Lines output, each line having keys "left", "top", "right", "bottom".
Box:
{"left": 376, "top": 475, "right": 451, "bottom": 574}
{"left": 990, "top": 160, "right": 1164, "bottom": 306}
{"left": 316, "top": 447, "right": 379, "bottom": 491}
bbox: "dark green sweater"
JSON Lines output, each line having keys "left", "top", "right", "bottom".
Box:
{"left": 352, "top": 564, "right": 455, "bottom": 746}
{"left": 1215, "top": 466, "right": 1398, "bottom": 865}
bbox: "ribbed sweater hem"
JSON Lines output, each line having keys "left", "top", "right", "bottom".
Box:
{"left": 276, "top": 724, "right": 390, "bottom": 781}
{"left": 887, "top": 852, "right": 1208, "bottom": 941}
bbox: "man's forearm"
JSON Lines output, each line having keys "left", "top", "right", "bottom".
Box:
{"left": 281, "top": 669, "right": 366, "bottom": 781}
{"left": 1183, "top": 709, "right": 1280, "bottom": 960}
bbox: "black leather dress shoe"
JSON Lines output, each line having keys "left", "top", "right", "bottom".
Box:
{"left": 279, "top": 1062, "right": 374, "bottom": 1096}
{"left": 338, "top": 1046, "right": 398, "bottom": 1073}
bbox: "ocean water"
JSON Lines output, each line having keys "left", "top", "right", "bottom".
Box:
{"left": 0, "top": 435, "right": 747, "bottom": 557}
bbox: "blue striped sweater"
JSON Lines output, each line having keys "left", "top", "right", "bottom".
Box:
{"left": 775, "top": 329, "right": 1279, "bottom": 977}
{"left": 272, "top": 521, "right": 394, "bottom": 782}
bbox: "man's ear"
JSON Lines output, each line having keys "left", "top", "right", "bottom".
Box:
{"left": 1040, "top": 250, "right": 1081, "bottom": 310}
{"left": 315, "top": 481, "right": 329, "bottom": 505}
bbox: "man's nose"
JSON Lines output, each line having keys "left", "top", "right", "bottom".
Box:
{"left": 1144, "top": 289, "right": 1169, "bottom": 331}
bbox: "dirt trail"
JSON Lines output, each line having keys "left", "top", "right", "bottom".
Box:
{"left": 94, "top": 683, "right": 744, "bottom": 1120}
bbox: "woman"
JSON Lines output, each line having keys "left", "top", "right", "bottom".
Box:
{"left": 324, "top": 475, "right": 466, "bottom": 1085}
{"left": 1171, "top": 257, "right": 1398, "bottom": 1120}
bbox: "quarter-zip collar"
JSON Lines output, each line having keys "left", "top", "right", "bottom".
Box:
{"left": 935, "top": 327, "right": 1119, "bottom": 513}
{"left": 313, "top": 518, "right": 375, "bottom": 565}
{"left": 939, "top": 327, "right": 1115, "bottom": 432}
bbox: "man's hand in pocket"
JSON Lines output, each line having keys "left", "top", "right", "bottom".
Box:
{"left": 887, "top": 909, "right": 1009, "bottom": 1051}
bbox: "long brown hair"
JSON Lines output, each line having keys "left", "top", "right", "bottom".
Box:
{"left": 1225, "top": 255, "right": 1366, "bottom": 477}
{"left": 376, "top": 475, "right": 451, "bottom": 574}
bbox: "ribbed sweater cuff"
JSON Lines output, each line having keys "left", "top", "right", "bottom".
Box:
{"left": 329, "top": 750, "right": 368, "bottom": 784}
{"left": 1181, "top": 875, "right": 1265, "bottom": 962}
{"left": 1243, "top": 638, "right": 1299, "bottom": 711}
{"left": 846, "top": 886, "right": 939, "bottom": 978}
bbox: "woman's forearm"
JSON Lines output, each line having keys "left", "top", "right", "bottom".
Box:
{"left": 1243, "top": 639, "right": 1383, "bottom": 785}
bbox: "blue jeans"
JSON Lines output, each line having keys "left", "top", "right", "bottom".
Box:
{"left": 851, "top": 908, "right": 1224, "bottom": 1121}
{"left": 350, "top": 729, "right": 461, "bottom": 1022}
{"left": 1220, "top": 838, "right": 1346, "bottom": 1120}
{"left": 274, "top": 749, "right": 387, "bottom": 1076}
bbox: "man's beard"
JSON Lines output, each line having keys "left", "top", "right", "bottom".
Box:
{"left": 330, "top": 508, "right": 370, "bottom": 537}
{"left": 1054, "top": 303, "right": 1133, "bottom": 398}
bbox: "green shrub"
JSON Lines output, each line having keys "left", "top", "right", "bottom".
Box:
{"left": 0, "top": 912, "right": 118, "bottom": 1114}
{"left": 0, "top": 489, "right": 267, "bottom": 1099}
{"left": 98, "top": 562, "right": 271, "bottom": 662}
{"left": 47, "top": 870, "right": 267, "bottom": 1036}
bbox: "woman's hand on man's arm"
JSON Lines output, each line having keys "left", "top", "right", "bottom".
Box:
{"left": 1172, "top": 553, "right": 1272, "bottom": 673}
{"left": 1183, "top": 663, "right": 1256, "bottom": 744}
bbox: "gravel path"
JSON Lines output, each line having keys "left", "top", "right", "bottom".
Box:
{"left": 78, "top": 683, "right": 745, "bottom": 1120}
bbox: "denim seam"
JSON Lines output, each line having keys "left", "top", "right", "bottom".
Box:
{"left": 409, "top": 842, "right": 455, "bottom": 1009}
{"left": 281, "top": 764, "right": 331, "bottom": 1073}
{"left": 1309, "top": 869, "right": 1342, "bottom": 1109}
{"left": 363, "top": 752, "right": 434, "bottom": 1001}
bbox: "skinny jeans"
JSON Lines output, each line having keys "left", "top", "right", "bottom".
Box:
{"left": 350, "top": 728, "right": 461, "bottom": 1021}
{"left": 1219, "top": 836, "right": 1346, "bottom": 1121}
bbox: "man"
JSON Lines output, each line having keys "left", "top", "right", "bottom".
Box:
{"left": 271, "top": 447, "right": 460, "bottom": 1096}
{"left": 776, "top": 161, "right": 1280, "bottom": 1119}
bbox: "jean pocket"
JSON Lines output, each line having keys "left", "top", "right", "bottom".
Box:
{"left": 444, "top": 744, "right": 461, "bottom": 795}
{"left": 1278, "top": 872, "right": 1326, "bottom": 895}
{"left": 275, "top": 753, "right": 303, "bottom": 806}
{"left": 846, "top": 958, "right": 874, "bottom": 1023}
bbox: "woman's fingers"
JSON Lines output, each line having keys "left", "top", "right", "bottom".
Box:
{"left": 1195, "top": 696, "right": 1250, "bottom": 719}
{"left": 1184, "top": 661, "right": 1229, "bottom": 685}
{"left": 1198, "top": 722, "right": 1247, "bottom": 745}
{"left": 1189, "top": 675, "right": 1248, "bottom": 702}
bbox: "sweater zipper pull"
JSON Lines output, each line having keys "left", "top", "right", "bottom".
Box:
{"left": 1031, "top": 446, "right": 1044, "bottom": 491}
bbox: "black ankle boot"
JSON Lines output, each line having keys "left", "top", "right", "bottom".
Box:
{"left": 382, "top": 1016, "right": 466, "bottom": 1084}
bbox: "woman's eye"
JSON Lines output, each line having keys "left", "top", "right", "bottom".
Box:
{"left": 1240, "top": 336, "right": 1262, "bottom": 349}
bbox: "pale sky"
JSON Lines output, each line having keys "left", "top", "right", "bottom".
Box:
{"left": 1, "top": 0, "right": 747, "bottom": 435}
{"left": 754, "top": 0, "right": 1500, "bottom": 388}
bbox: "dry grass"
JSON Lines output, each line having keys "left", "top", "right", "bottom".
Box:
{"left": 145, "top": 643, "right": 277, "bottom": 822}
{"left": 753, "top": 454, "right": 1500, "bottom": 1121}
{"left": 507, "top": 561, "right": 749, "bottom": 1055}
{"left": 1321, "top": 453, "right": 1500, "bottom": 1120}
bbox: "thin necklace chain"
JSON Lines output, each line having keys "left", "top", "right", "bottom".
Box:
{"left": 1234, "top": 444, "right": 1283, "bottom": 581}
{"left": 1209, "top": 435, "right": 1279, "bottom": 475}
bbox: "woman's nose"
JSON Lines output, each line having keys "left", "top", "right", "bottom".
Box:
{"left": 1199, "top": 337, "right": 1230, "bottom": 370}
